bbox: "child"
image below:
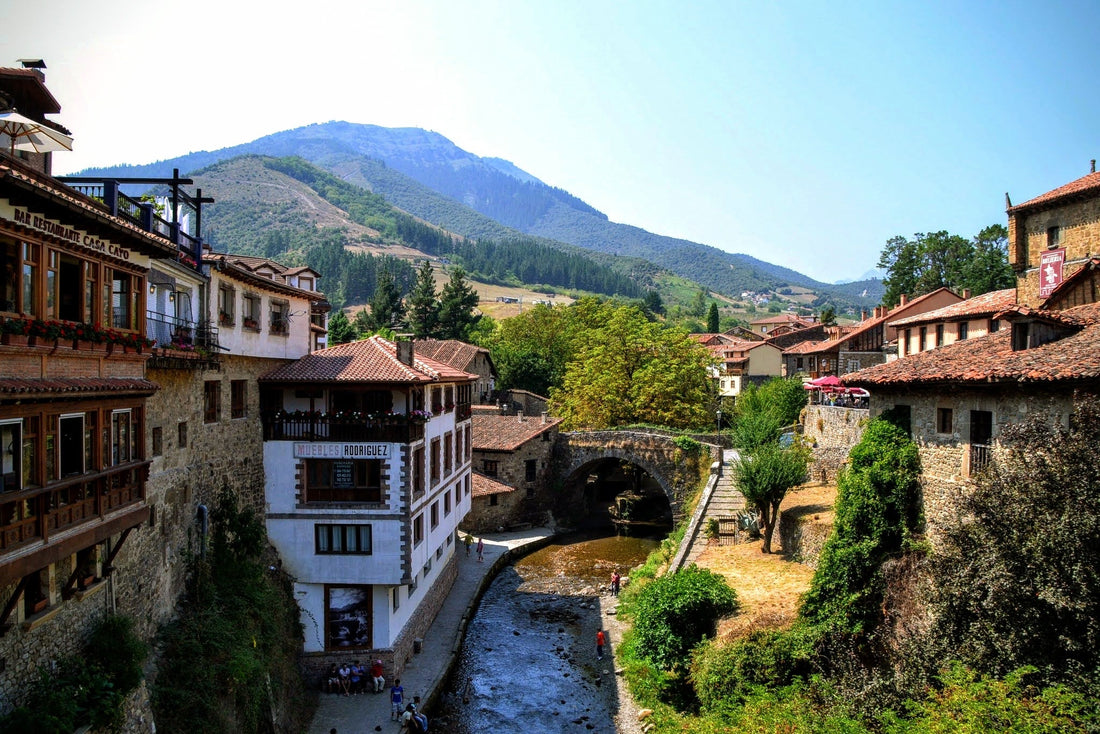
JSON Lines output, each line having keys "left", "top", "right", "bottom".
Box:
{"left": 390, "top": 678, "right": 405, "bottom": 720}
{"left": 596, "top": 629, "right": 605, "bottom": 660}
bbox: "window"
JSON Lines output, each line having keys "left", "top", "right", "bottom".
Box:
{"left": 444, "top": 432, "right": 453, "bottom": 476}
{"left": 413, "top": 513, "right": 424, "bottom": 546}
{"left": 304, "top": 459, "right": 382, "bottom": 503}
{"left": 466, "top": 429, "right": 472, "bottom": 457}
{"left": 231, "top": 380, "right": 247, "bottom": 419}
{"left": 242, "top": 294, "right": 261, "bottom": 330}
{"left": 935, "top": 324, "right": 944, "bottom": 347}
{"left": 454, "top": 485, "right": 460, "bottom": 511}
{"left": 542, "top": 430, "right": 551, "bottom": 442}
{"left": 178, "top": 421, "right": 188, "bottom": 449}
{"left": 111, "top": 410, "right": 134, "bottom": 465}
{"left": 444, "top": 490, "right": 451, "bottom": 516}
{"left": 1011, "top": 322, "right": 1029, "bottom": 351}
{"left": 489, "top": 494, "right": 499, "bottom": 506}
{"left": 1047, "top": 226, "right": 1061, "bottom": 250}
{"left": 989, "top": 318, "right": 1000, "bottom": 333}
{"left": 299, "top": 276, "right": 314, "bottom": 291}
{"left": 430, "top": 501, "right": 439, "bottom": 529}
{"left": 22, "top": 242, "right": 38, "bottom": 316}
{"left": 218, "top": 285, "right": 235, "bottom": 325}
{"left": 0, "top": 420, "right": 22, "bottom": 492}
{"left": 0, "top": 239, "right": 18, "bottom": 312}
{"left": 918, "top": 327, "right": 927, "bottom": 351}
{"left": 22, "top": 416, "right": 38, "bottom": 488}
{"left": 525, "top": 459, "right": 537, "bottom": 482}
{"left": 430, "top": 438, "right": 440, "bottom": 485}
{"left": 58, "top": 413, "right": 84, "bottom": 478}
{"left": 412, "top": 446, "right": 424, "bottom": 495}
{"left": 936, "top": 408, "right": 953, "bottom": 434}
{"left": 270, "top": 300, "right": 288, "bottom": 335}
{"left": 455, "top": 426, "right": 463, "bottom": 465}
{"left": 465, "top": 475, "right": 470, "bottom": 496}
{"left": 796, "top": 356, "right": 804, "bottom": 370}
{"left": 958, "top": 322, "right": 969, "bottom": 341}
{"left": 152, "top": 426, "right": 163, "bottom": 457}
{"left": 315, "top": 524, "right": 372, "bottom": 554}
{"left": 431, "top": 387, "right": 443, "bottom": 414}
{"left": 444, "top": 385, "right": 454, "bottom": 412}
{"left": 204, "top": 381, "right": 221, "bottom": 423}
{"left": 110, "top": 269, "right": 138, "bottom": 330}
{"left": 392, "top": 587, "right": 400, "bottom": 611}
{"left": 483, "top": 460, "right": 499, "bottom": 477}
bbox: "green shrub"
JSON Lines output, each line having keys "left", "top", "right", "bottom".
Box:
{"left": 631, "top": 565, "right": 738, "bottom": 671}
{"left": 800, "top": 418, "right": 921, "bottom": 632}
{"left": 675, "top": 435, "right": 703, "bottom": 454}
{"left": 705, "top": 517, "right": 719, "bottom": 540}
{"left": 692, "top": 625, "right": 821, "bottom": 709}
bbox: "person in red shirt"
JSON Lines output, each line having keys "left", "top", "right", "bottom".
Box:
{"left": 596, "top": 630, "right": 606, "bottom": 660}
{"left": 370, "top": 659, "right": 385, "bottom": 693}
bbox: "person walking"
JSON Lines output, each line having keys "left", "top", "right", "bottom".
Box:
{"left": 611, "top": 571, "right": 621, "bottom": 596}
{"left": 390, "top": 678, "right": 405, "bottom": 720}
{"left": 596, "top": 629, "right": 606, "bottom": 660}
{"left": 476, "top": 536, "right": 484, "bottom": 562}
{"left": 464, "top": 533, "right": 472, "bottom": 557}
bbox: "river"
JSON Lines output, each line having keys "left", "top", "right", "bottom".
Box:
{"left": 435, "top": 530, "right": 665, "bottom": 733}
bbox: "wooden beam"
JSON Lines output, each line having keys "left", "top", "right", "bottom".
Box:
{"left": 0, "top": 577, "right": 28, "bottom": 635}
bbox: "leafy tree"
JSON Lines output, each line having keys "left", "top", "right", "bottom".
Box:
{"left": 407, "top": 259, "right": 440, "bottom": 338}
{"left": 437, "top": 267, "right": 480, "bottom": 340}
{"left": 767, "top": 302, "right": 782, "bottom": 313}
{"left": 692, "top": 288, "right": 709, "bottom": 318}
{"left": 733, "top": 442, "right": 809, "bottom": 553}
{"left": 928, "top": 398, "right": 1100, "bottom": 683}
{"left": 327, "top": 310, "right": 356, "bottom": 345}
{"left": 551, "top": 305, "right": 714, "bottom": 429}
{"left": 629, "top": 565, "right": 738, "bottom": 671}
{"left": 734, "top": 377, "right": 808, "bottom": 428}
{"left": 706, "top": 302, "right": 720, "bottom": 333}
{"left": 731, "top": 410, "right": 783, "bottom": 451}
{"left": 352, "top": 308, "right": 373, "bottom": 338}
{"left": 819, "top": 305, "right": 837, "bottom": 325}
{"left": 965, "top": 224, "right": 1014, "bottom": 295}
{"left": 801, "top": 419, "right": 921, "bottom": 631}
{"left": 642, "top": 289, "right": 665, "bottom": 317}
{"left": 368, "top": 266, "right": 405, "bottom": 330}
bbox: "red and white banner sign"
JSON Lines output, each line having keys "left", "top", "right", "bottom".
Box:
{"left": 1039, "top": 248, "right": 1065, "bottom": 298}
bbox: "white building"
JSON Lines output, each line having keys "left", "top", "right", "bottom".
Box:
{"left": 259, "top": 336, "right": 475, "bottom": 673}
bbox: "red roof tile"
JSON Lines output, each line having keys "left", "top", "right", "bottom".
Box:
{"left": 472, "top": 413, "right": 562, "bottom": 451}
{"left": 412, "top": 339, "right": 491, "bottom": 372}
{"left": 844, "top": 301, "right": 1100, "bottom": 387}
{"left": 0, "top": 377, "right": 158, "bottom": 395}
{"left": 472, "top": 471, "right": 515, "bottom": 497}
{"left": 889, "top": 289, "right": 1017, "bottom": 327}
{"left": 1009, "top": 171, "right": 1100, "bottom": 213}
{"left": 260, "top": 335, "right": 476, "bottom": 384}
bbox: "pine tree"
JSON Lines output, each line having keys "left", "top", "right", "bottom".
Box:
{"left": 438, "top": 268, "right": 480, "bottom": 341}
{"left": 407, "top": 260, "right": 441, "bottom": 339}
{"left": 327, "top": 310, "right": 356, "bottom": 345}
{"left": 369, "top": 267, "right": 405, "bottom": 331}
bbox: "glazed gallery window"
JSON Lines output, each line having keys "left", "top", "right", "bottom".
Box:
{"left": 443, "top": 432, "right": 453, "bottom": 476}
{"left": 270, "top": 300, "right": 289, "bottom": 335}
{"left": 324, "top": 585, "right": 372, "bottom": 650}
{"left": 111, "top": 410, "right": 136, "bottom": 465}
{"left": 304, "top": 459, "right": 382, "bottom": 503}
{"left": 315, "top": 524, "right": 372, "bottom": 555}
{"left": 0, "top": 420, "right": 21, "bottom": 492}
{"left": 0, "top": 238, "right": 143, "bottom": 330}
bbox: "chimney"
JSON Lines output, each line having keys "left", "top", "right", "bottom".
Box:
{"left": 541, "top": 412, "right": 548, "bottom": 424}
{"left": 962, "top": 288, "right": 972, "bottom": 299}
{"left": 516, "top": 410, "right": 524, "bottom": 423}
{"left": 899, "top": 294, "right": 908, "bottom": 306}
{"left": 1093, "top": 159, "right": 1096, "bottom": 174}
{"left": 861, "top": 309, "right": 867, "bottom": 321}
{"left": 395, "top": 334, "right": 413, "bottom": 365}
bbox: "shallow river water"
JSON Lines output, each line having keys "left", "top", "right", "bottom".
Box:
{"left": 436, "top": 531, "right": 663, "bottom": 733}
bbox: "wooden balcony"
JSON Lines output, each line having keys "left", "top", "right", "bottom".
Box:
{"left": 263, "top": 413, "right": 426, "bottom": 444}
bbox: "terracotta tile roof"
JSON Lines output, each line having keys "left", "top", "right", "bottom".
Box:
{"left": 844, "top": 301, "right": 1100, "bottom": 387}
{"left": 471, "top": 471, "right": 515, "bottom": 497}
{"left": 1009, "top": 171, "right": 1100, "bottom": 213}
{"left": 472, "top": 413, "right": 562, "bottom": 451}
{"left": 750, "top": 314, "right": 812, "bottom": 326}
{"left": 413, "top": 339, "right": 491, "bottom": 372}
{"left": 259, "top": 335, "right": 476, "bottom": 384}
{"left": 0, "top": 377, "right": 158, "bottom": 396}
{"left": 889, "top": 289, "right": 1017, "bottom": 327}
{"left": 206, "top": 252, "right": 326, "bottom": 301}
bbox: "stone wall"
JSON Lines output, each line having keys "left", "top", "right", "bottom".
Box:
{"left": 464, "top": 491, "right": 530, "bottom": 534}
{"left": 801, "top": 405, "right": 869, "bottom": 483}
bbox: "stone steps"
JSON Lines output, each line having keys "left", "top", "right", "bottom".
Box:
{"left": 684, "top": 456, "right": 746, "bottom": 564}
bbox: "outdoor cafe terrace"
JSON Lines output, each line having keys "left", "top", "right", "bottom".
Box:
{"left": 804, "top": 375, "right": 869, "bottom": 409}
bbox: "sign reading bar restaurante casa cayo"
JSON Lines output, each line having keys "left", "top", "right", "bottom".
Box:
{"left": 293, "top": 443, "right": 390, "bottom": 459}
{"left": 1, "top": 200, "right": 134, "bottom": 261}
{"left": 1040, "top": 248, "right": 1065, "bottom": 299}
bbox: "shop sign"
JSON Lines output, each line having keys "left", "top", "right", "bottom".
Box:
{"left": 1039, "top": 248, "right": 1065, "bottom": 298}
{"left": 293, "top": 442, "right": 390, "bottom": 459}
{"left": 1, "top": 200, "right": 133, "bottom": 261}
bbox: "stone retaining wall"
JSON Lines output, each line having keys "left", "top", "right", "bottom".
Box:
{"left": 801, "top": 405, "right": 868, "bottom": 483}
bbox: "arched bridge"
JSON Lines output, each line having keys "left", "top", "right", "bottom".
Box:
{"left": 553, "top": 431, "right": 720, "bottom": 522}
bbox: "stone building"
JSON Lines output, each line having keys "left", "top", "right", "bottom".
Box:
{"left": 258, "top": 336, "right": 474, "bottom": 677}
{"left": 413, "top": 338, "right": 496, "bottom": 403}
{"left": 465, "top": 410, "right": 562, "bottom": 531}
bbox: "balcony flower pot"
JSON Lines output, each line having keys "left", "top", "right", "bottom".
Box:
{"left": 1, "top": 333, "right": 28, "bottom": 347}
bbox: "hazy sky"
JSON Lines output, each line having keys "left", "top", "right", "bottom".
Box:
{"left": 5, "top": 1, "right": 1099, "bottom": 283}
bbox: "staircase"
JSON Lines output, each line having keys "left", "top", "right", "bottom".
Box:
{"left": 684, "top": 449, "right": 746, "bottom": 565}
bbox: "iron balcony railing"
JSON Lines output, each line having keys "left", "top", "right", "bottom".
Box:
{"left": 970, "top": 443, "right": 992, "bottom": 475}
{"left": 263, "top": 413, "right": 427, "bottom": 444}
{"left": 146, "top": 312, "right": 220, "bottom": 351}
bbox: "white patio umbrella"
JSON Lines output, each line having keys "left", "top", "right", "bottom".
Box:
{"left": 0, "top": 110, "right": 73, "bottom": 155}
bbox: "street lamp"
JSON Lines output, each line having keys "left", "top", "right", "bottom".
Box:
{"left": 716, "top": 409, "right": 722, "bottom": 433}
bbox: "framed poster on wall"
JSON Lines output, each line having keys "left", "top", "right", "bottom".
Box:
{"left": 325, "top": 585, "right": 373, "bottom": 649}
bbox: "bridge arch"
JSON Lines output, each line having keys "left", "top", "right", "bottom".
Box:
{"left": 554, "top": 431, "right": 719, "bottom": 524}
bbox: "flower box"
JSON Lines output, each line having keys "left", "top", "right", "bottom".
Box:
{"left": 1, "top": 333, "right": 28, "bottom": 347}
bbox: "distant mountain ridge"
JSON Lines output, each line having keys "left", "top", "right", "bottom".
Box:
{"left": 77, "top": 121, "right": 882, "bottom": 306}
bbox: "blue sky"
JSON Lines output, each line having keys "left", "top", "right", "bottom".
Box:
{"left": 5, "top": 1, "right": 1099, "bottom": 283}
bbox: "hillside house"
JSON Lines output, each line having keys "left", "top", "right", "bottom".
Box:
{"left": 749, "top": 313, "right": 813, "bottom": 336}
{"left": 705, "top": 339, "right": 783, "bottom": 397}
{"left": 891, "top": 288, "right": 1016, "bottom": 357}
{"left": 259, "top": 336, "right": 475, "bottom": 674}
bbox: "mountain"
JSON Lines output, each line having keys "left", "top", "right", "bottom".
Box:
{"left": 77, "top": 122, "right": 883, "bottom": 308}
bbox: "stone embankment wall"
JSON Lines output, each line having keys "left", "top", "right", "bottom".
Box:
{"left": 778, "top": 509, "right": 832, "bottom": 569}
{"left": 801, "top": 405, "right": 869, "bottom": 483}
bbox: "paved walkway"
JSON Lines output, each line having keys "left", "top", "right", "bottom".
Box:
{"left": 309, "top": 527, "right": 555, "bottom": 734}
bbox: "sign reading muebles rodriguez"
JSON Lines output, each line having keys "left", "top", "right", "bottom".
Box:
{"left": 292, "top": 443, "right": 390, "bottom": 459}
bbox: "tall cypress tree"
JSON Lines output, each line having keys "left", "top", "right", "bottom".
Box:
{"left": 707, "top": 302, "right": 720, "bottom": 333}
{"left": 438, "top": 267, "right": 480, "bottom": 341}
{"left": 407, "top": 260, "right": 441, "bottom": 339}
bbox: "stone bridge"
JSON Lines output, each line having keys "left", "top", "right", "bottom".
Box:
{"left": 553, "top": 430, "right": 720, "bottom": 521}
